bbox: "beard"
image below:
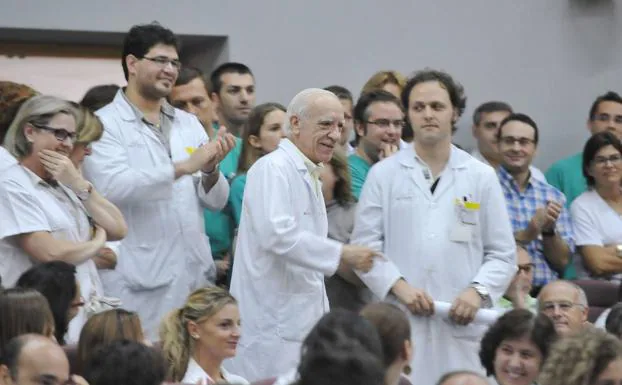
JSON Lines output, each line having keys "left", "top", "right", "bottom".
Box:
{"left": 139, "top": 80, "right": 171, "bottom": 101}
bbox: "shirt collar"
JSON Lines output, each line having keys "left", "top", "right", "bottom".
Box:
{"left": 119, "top": 88, "right": 176, "bottom": 122}
{"left": 21, "top": 166, "right": 58, "bottom": 188}
{"left": 292, "top": 142, "right": 323, "bottom": 177}
{"left": 498, "top": 165, "right": 534, "bottom": 192}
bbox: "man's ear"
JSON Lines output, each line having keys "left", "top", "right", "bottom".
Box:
{"left": 290, "top": 115, "right": 301, "bottom": 136}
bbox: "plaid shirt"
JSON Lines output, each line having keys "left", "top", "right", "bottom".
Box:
{"left": 498, "top": 166, "right": 575, "bottom": 287}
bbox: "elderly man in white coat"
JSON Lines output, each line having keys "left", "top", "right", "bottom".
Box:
{"left": 82, "top": 23, "right": 236, "bottom": 339}
{"left": 351, "top": 69, "right": 516, "bottom": 385}
{"left": 227, "top": 88, "right": 382, "bottom": 382}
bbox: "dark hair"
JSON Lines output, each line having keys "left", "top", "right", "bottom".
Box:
{"left": 296, "top": 309, "right": 384, "bottom": 385}
{"left": 80, "top": 84, "right": 120, "bottom": 111}
{"left": 209, "top": 62, "right": 253, "bottom": 95}
{"left": 324, "top": 85, "right": 353, "bottom": 103}
{"left": 360, "top": 302, "right": 410, "bottom": 367}
{"left": 605, "top": 303, "right": 622, "bottom": 339}
{"left": 437, "top": 370, "right": 487, "bottom": 385}
{"left": 174, "top": 65, "right": 210, "bottom": 91}
{"left": 589, "top": 91, "right": 622, "bottom": 121}
{"left": 0, "top": 288, "right": 55, "bottom": 358}
{"left": 16, "top": 262, "right": 77, "bottom": 345}
{"left": 473, "top": 101, "right": 513, "bottom": 126}
{"left": 582, "top": 131, "right": 622, "bottom": 187}
{"left": 237, "top": 102, "right": 286, "bottom": 174}
{"left": 401, "top": 68, "right": 467, "bottom": 120}
{"left": 121, "top": 22, "right": 180, "bottom": 81}
{"left": 498, "top": 112, "right": 540, "bottom": 145}
{"left": 83, "top": 340, "right": 166, "bottom": 385}
{"left": 479, "top": 309, "right": 557, "bottom": 377}
{"left": 353, "top": 89, "right": 403, "bottom": 144}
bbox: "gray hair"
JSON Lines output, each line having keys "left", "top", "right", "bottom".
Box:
{"left": 3, "top": 95, "right": 77, "bottom": 159}
{"left": 282, "top": 88, "right": 339, "bottom": 135}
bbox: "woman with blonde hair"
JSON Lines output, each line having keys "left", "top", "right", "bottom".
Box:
{"left": 361, "top": 70, "right": 406, "bottom": 100}
{"left": 76, "top": 308, "right": 146, "bottom": 374}
{"left": 160, "top": 287, "right": 248, "bottom": 384}
{"left": 538, "top": 327, "right": 622, "bottom": 385}
{"left": 0, "top": 95, "right": 127, "bottom": 343}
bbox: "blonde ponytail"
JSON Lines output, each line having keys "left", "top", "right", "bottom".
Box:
{"left": 159, "top": 308, "right": 191, "bottom": 382}
{"left": 159, "top": 287, "right": 237, "bottom": 382}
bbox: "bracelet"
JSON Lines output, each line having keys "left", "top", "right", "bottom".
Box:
{"left": 201, "top": 163, "right": 219, "bottom": 177}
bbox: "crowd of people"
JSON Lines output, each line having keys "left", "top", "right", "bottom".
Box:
{"left": 2, "top": 20, "right": 622, "bottom": 385}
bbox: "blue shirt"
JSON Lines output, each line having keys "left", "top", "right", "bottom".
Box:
{"left": 498, "top": 166, "right": 575, "bottom": 287}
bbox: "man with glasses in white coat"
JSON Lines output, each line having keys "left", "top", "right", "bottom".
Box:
{"left": 351, "top": 69, "right": 516, "bottom": 384}
{"left": 83, "top": 23, "right": 236, "bottom": 339}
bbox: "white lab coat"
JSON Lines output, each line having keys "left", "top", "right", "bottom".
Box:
{"left": 82, "top": 91, "right": 227, "bottom": 339}
{"left": 351, "top": 145, "right": 516, "bottom": 385}
{"left": 227, "top": 139, "right": 342, "bottom": 381}
{"left": 0, "top": 146, "right": 17, "bottom": 173}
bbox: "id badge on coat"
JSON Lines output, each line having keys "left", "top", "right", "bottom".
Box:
{"left": 450, "top": 199, "right": 480, "bottom": 242}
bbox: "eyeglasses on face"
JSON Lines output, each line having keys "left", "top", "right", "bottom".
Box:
{"left": 31, "top": 124, "right": 77, "bottom": 143}
{"left": 140, "top": 55, "right": 182, "bottom": 70}
{"left": 593, "top": 154, "right": 622, "bottom": 166}
{"left": 593, "top": 113, "right": 622, "bottom": 124}
{"left": 499, "top": 136, "right": 535, "bottom": 147}
{"left": 366, "top": 119, "right": 405, "bottom": 129}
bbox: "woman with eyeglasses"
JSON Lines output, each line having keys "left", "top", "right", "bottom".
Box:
{"left": 571, "top": 131, "right": 622, "bottom": 283}
{"left": 15, "top": 261, "right": 82, "bottom": 345}
{"left": 159, "top": 287, "right": 248, "bottom": 385}
{"left": 0, "top": 95, "right": 128, "bottom": 344}
{"left": 76, "top": 308, "right": 146, "bottom": 374}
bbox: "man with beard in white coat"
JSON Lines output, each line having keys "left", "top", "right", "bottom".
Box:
{"left": 351, "top": 69, "right": 516, "bottom": 385}
{"left": 228, "top": 88, "right": 382, "bottom": 382}
{"left": 83, "top": 23, "right": 236, "bottom": 339}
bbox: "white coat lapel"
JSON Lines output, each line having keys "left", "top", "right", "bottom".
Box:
{"left": 113, "top": 91, "right": 165, "bottom": 151}
{"left": 279, "top": 139, "right": 322, "bottom": 204}
{"left": 398, "top": 148, "right": 431, "bottom": 198}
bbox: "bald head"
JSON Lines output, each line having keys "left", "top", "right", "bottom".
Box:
{"left": 285, "top": 88, "right": 344, "bottom": 164}
{"left": 437, "top": 371, "right": 489, "bottom": 385}
{"left": 0, "top": 334, "right": 69, "bottom": 385}
{"left": 284, "top": 88, "right": 340, "bottom": 134}
{"left": 538, "top": 280, "right": 589, "bottom": 335}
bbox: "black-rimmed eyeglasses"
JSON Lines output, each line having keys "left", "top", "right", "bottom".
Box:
{"left": 141, "top": 56, "right": 182, "bottom": 70}
{"left": 31, "top": 124, "right": 77, "bottom": 143}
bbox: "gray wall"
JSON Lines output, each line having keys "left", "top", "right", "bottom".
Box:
{"left": 1, "top": 0, "right": 621, "bottom": 169}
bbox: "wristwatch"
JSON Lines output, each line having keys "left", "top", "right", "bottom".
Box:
{"left": 470, "top": 282, "right": 493, "bottom": 308}
{"left": 542, "top": 228, "right": 556, "bottom": 237}
{"left": 75, "top": 182, "right": 93, "bottom": 201}
{"left": 616, "top": 245, "right": 622, "bottom": 259}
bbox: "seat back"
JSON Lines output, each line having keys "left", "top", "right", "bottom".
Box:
{"left": 575, "top": 280, "right": 621, "bottom": 322}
